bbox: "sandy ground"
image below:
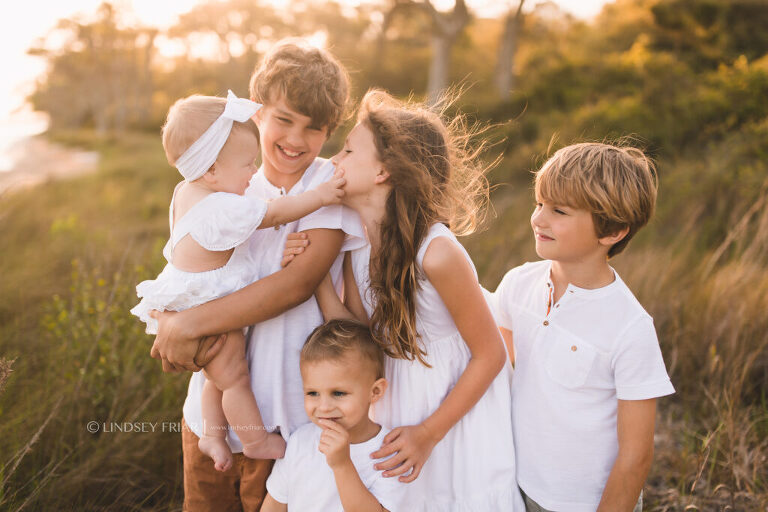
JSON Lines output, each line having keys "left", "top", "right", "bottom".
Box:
{"left": 0, "top": 135, "right": 99, "bottom": 196}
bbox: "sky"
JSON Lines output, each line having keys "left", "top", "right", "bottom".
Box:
{"left": 0, "top": 0, "right": 610, "bottom": 124}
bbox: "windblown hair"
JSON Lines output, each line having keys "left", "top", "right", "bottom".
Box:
{"left": 535, "top": 142, "right": 658, "bottom": 258}
{"left": 161, "top": 95, "right": 259, "bottom": 167}
{"left": 249, "top": 38, "right": 350, "bottom": 134}
{"left": 301, "top": 319, "right": 384, "bottom": 379}
{"left": 359, "top": 89, "right": 492, "bottom": 366}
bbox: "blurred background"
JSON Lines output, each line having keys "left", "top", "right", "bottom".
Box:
{"left": 1, "top": 0, "right": 767, "bottom": 510}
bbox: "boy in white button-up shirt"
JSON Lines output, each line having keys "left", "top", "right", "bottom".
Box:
{"left": 490, "top": 143, "right": 674, "bottom": 512}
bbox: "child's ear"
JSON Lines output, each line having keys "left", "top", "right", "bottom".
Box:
{"left": 251, "top": 108, "right": 263, "bottom": 125}
{"left": 201, "top": 165, "right": 218, "bottom": 184}
{"left": 374, "top": 168, "right": 390, "bottom": 185}
{"left": 369, "top": 378, "right": 388, "bottom": 405}
{"left": 598, "top": 226, "right": 630, "bottom": 247}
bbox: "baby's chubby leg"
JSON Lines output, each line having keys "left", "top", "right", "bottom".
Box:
{"left": 199, "top": 381, "right": 233, "bottom": 472}
{"left": 203, "top": 329, "right": 286, "bottom": 460}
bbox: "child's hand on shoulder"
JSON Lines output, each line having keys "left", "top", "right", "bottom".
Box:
{"left": 314, "top": 169, "right": 345, "bottom": 206}
{"left": 370, "top": 423, "right": 439, "bottom": 483}
{"left": 317, "top": 419, "right": 352, "bottom": 469}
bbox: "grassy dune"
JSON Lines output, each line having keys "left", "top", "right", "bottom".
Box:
{"left": 1, "top": 128, "right": 766, "bottom": 510}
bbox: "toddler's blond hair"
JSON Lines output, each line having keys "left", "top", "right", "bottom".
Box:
{"left": 301, "top": 320, "right": 384, "bottom": 380}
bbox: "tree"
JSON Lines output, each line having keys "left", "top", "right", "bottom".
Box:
{"left": 28, "top": 3, "right": 157, "bottom": 133}
{"left": 494, "top": 0, "right": 526, "bottom": 99}
{"left": 167, "top": 0, "right": 289, "bottom": 63}
{"left": 379, "top": 0, "right": 471, "bottom": 104}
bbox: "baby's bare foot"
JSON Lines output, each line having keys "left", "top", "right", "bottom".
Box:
{"left": 198, "top": 435, "right": 233, "bottom": 472}
{"left": 242, "top": 432, "right": 286, "bottom": 460}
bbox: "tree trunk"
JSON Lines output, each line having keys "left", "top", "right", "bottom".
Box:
{"left": 377, "top": 0, "right": 470, "bottom": 105}
{"left": 494, "top": 0, "right": 525, "bottom": 100}
{"left": 427, "top": 35, "right": 451, "bottom": 104}
{"left": 425, "top": 0, "right": 469, "bottom": 105}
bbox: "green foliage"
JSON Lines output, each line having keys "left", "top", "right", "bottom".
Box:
{"left": 0, "top": 258, "right": 187, "bottom": 510}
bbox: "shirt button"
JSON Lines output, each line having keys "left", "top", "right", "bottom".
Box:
{"left": 555, "top": 304, "right": 560, "bottom": 308}
{"left": 571, "top": 345, "right": 578, "bottom": 351}
{"left": 543, "top": 320, "right": 549, "bottom": 326}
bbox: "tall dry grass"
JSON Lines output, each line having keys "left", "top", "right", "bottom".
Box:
{"left": 627, "top": 188, "right": 768, "bottom": 510}
{"left": 0, "top": 131, "right": 188, "bottom": 511}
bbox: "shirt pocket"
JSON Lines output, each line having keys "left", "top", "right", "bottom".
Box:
{"left": 545, "top": 334, "right": 597, "bottom": 389}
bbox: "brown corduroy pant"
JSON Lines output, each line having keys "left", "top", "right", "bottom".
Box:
{"left": 182, "top": 418, "right": 275, "bottom": 512}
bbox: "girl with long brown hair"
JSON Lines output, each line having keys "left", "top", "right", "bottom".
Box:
{"left": 292, "top": 89, "right": 523, "bottom": 510}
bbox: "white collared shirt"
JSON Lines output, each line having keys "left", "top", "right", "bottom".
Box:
{"left": 490, "top": 260, "right": 674, "bottom": 512}
{"left": 183, "top": 158, "right": 365, "bottom": 451}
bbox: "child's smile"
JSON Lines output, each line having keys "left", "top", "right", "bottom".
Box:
{"left": 276, "top": 143, "right": 304, "bottom": 159}
{"left": 254, "top": 95, "right": 328, "bottom": 187}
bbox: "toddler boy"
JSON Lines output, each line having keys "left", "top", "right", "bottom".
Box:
{"left": 262, "top": 319, "right": 405, "bottom": 512}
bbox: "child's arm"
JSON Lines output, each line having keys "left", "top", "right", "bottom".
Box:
{"left": 258, "top": 174, "right": 344, "bottom": 229}
{"left": 150, "top": 228, "right": 344, "bottom": 372}
{"left": 260, "top": 494, "right": 287, "bottom": 512}
{"left": 371, "top": 238, "right": 506, "bottom": 482}
{"left": 341, "top": 251, "right": 370, "bottom": 324}
{"left": 312, "top": 251, "right": 369, "bottom": 324}
{"left": 597, "top": 398, "right": 656, "bottom": 512}
{"left": 318, "top": 420, "right": 389, "bottom": 512}
{"left": 314, "top": 273, "right": 358, "bottom": 322}
{"left": 282, "top": 233, "right": 368, "bottom": 324}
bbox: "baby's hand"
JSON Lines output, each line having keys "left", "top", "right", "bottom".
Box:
{"left": 281, "top": 232, "right": 309, "bottom": 267}
{"left": 314, "top": 169, "right": 345, "bottom": 206}
{"left": 317, "top": 419, "right": 351, "bottom": 469}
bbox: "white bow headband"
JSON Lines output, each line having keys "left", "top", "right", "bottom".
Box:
{"left": 175, "top": 90, "right": 262, "bottom": 182}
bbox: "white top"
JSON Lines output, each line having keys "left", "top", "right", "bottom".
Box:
{"left": 266, "top": 423, "right": 406, "bottom": 511}
{"left": 130, "top": 190, "right": 268, "bottom": 334}
{"left": 489, "top": 259, "right": 675, "bottom": 512}
{"left": 350, "top": 223, "right": 524, "bottom": 511}
{"left": 183, "top": 158, "right": 365, "bottom": 450}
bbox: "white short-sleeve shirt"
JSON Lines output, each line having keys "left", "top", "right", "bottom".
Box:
{"left": 491, "top": 260, "right": 674, "bottom": 512}
{"left": 266, "top": 423, "right": 406, "bottom": 512}
{"left": 183, "top": 158, "right": 365, "bottom": 450}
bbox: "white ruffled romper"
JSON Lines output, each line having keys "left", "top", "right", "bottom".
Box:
{"left": 131, "top": 188, "right": 268, "bottom": 334}
{"left": 350, "top": 223, "right": 523, "bottom": 511}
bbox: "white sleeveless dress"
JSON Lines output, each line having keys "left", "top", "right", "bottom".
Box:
{"left": 131, "top": 187, "right": 267, "bottom": 334}
{"left": 350, "top": 223, "right": 523, "bottom": 511}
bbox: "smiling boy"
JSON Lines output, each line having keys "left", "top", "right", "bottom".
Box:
{"left": 491, "top": 143, "right": 675, "bottom": 511}
{"left": 149, "top": 39, "right": 364, "bottom": 511}
{"left": 262, "top": 320, "right": 405, "bottom": 512}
